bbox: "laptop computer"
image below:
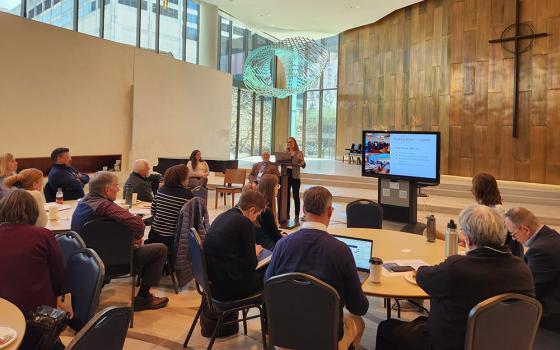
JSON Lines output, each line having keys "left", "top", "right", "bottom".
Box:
{"left": 333, "top": 235, "right": 373, "bottom": 283}
{"left": 274, "top": 151, "right": 292, "bottom": 163}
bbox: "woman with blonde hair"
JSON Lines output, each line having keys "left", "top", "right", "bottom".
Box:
{"left": 255, "top": 174, "right": 284, "bottom": 250}
{"left": 3, "top": 168, "right": 48, "bottom": 227}
{"left": 0, "top": 153, "right": 18, "bottom": 182}
{"left": 285, "top": 137, "right": 305, "bottom": 224}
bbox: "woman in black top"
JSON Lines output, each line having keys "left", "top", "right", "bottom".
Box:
{"left": 147, "top": 164, "right": 193, "bottom": 250}
{"left": 256, "top": 174, "right": 284, "bottom": 250}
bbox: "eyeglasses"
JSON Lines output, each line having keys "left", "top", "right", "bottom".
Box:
{"left": 510, "top": 226, "right": 525, "bottom": 237}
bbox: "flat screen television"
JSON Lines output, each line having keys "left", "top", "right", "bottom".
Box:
{"left": 361, "top": 131, "right": 440, "bottom": 184}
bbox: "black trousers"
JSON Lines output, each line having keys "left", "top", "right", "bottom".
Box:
{"left": 286, "top": 169, "right": 301, "bottom": 219}
{"left": 375, "top": 316, "right": 430, "bottom": 350}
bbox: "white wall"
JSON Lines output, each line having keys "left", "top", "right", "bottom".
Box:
{"left": 131, "top": 49, "right": 232, "bottom": 166}
{"left": 0, "top": 12, "right": 232, "bottom": 171}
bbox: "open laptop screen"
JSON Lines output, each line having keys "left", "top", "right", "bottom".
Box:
{"left": 333, "top": 235, "right": 373, "bottom": 271}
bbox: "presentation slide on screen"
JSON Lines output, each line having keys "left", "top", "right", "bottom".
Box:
{"left": 363, "top": 133, "right": 437, "bottom": 180}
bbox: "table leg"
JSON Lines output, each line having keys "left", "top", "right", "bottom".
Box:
{"left": 386, "top": 298, "right": 391, "bottom": 319}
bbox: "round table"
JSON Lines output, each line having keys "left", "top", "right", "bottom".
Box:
{"left": 0, "top": 298, "right": 26, "bottom": 350}
{"left": 327, "top": 227, "right": 458, "bottom": 318}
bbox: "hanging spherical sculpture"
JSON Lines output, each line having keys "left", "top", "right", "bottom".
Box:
{"left": 243, "top": 37, "right": 329, "bottom": 99}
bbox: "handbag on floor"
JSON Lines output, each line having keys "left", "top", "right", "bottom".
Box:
{"left": 200, "top": 295, "right": 239, "bottom": 338}
{"left": 22, "top": 305, "right": 68, "bottom": 350}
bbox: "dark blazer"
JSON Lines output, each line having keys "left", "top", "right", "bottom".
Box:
{"left": 47, "top": 164, "right": 89, "bottom": 200}
{"left": 525, "top": 225, "right": 560, "bottom": 329}
{"left": 203, "top": 208, "right": 261, "bottom": 301}
{"left": 416, "top": 247, "right": 535, "bottom": 350}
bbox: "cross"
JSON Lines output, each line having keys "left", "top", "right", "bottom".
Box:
{"left": 488, "top": 0, "right": 548, "bottom": 138}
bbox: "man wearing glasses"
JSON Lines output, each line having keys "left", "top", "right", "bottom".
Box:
{"left": 505, "top": 207, "right": 560, "bottom": 333}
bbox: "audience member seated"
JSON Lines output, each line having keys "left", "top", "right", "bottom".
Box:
{"left": 123, "top": 159, "right": 162, "bottom": 202}
{"left": 471, "top": 172, "right": 523, "bottom": 257}
{"left": 204, "top": 190, "right": 266, "bottom": 301}
{"left": 0, "top": 189, "right": 63, "bottom": 315}
{"left": 247, "top": 151, "right": 279, "bottom": 190}
{"left": 505, "top": 207, "right": 560, "bottom": 333}
{"left": 0, "top": 152, "right": 18, "bottom": 183}
{"left": 3, "top": 168, "right": 48, "bottom": 227}
{"left": 47, "top": 147, "right": 90, "bottom": 200}
{"left": 70, "top": 171, "right": 169, "bottom": 311}
{"left": 186, "top": 149, "right": 209, "bottom": 188}
{"left": 265, "top": 186, "right": 369, "bottom": 350}
{"left": 146, "top": 164, "right": 193, "bottom": 251}
{"left": 255, "top": 174, "right": 284, "bottom": 251}
{"left": 376, "top": 205, "right": 535, "bottom": 350}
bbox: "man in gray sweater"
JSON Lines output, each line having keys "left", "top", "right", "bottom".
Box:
{"left": 123, "top": 159, "right": 162, "bottom": 202}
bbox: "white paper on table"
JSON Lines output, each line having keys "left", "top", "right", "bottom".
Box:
{"left": 44, "top": 203, "right": 72, "bottom": 212}
{"left": 382, "top": 259, "right": 430, "bottom": 276}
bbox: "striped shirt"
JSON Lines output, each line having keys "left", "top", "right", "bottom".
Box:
{"left": 151, "top": 185, "right": 194, "bottom": 237}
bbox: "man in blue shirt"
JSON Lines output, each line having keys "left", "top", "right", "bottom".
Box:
{"left": 46, "top": 147, "right": 90, "bottom": 200}
{"left": 265, "top": 186, "right": 369, "bottom": 350}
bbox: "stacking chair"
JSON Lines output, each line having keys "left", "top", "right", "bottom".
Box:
{"left": 80, "top": 218, "right": 137, "bottom": 327}
{"left": 465, "top": 293, "right": 542, "bottom": 350}
{"left": 183, "top": 228, "right": 266, "bottom": 350}
{"left": 214, "top": 169, "right": 247, "bottom": 209}
{"left": 346, "top": 199, "right": 383, "bottom": 229}
{"left": 342, "top": 144, "right": 355, "bottom": 163}
{"left": 66, "top": 248, "right": 105, "bottom": 331}
{"left": 264, "top": 273, "right": 340, "bottom": 350}
{"left": 56, "top": 231, "right": 86, "bottom": 267}
{"left": 65, "top": 306, "right": 131, "bottom": 350}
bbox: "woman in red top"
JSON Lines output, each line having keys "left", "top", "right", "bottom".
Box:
{"left": 0, "top": 189, "right": 64, "bottom": 315}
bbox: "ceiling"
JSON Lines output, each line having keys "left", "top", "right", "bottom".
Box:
{"left": 202, "top": 0, "right": 423, "bottom": 40}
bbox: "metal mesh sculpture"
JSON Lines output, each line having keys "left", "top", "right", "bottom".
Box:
{"left": 243, "top": 37, "right": 329, "bottom": 99}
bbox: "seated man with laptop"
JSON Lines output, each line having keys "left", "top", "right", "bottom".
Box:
{"left": 265, "top": 186, "right": 369, "bottom": 350}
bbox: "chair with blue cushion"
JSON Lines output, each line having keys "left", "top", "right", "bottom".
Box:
{"left": 66, "top": 248, "right": 105, "bottom": 332}
{"left": 264, "top": 272, "right": 340, "bottom": 350}
{"left": 65, "top": 306, "right": 131, "bottom": 350}
{"left": 56, "top": 231, "right": 86, "bottom": 295}
{"left": 182, "top": 228, "right": 266, "bottom": 350}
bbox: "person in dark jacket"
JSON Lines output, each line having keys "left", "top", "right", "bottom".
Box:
{"left": 204, "top": 190, "right": 266, "bottom": 301}
{"left": 123, "top": 159, "right": 163, "bottom": 202}
{"left": 71, "top": 171, "right": 168, "bottom": 311}
{"left": 505, "top": 207, "right": 560, "bottom": 332}
{"left": 46, "top": 147, "right": 89, "bottom": 200}
{"left": 376, "top": 204, "right": 535, "bottom": 350}
{"left": 255, "top": 174, "right": 284, "bottom": 250}
{"left": 265, "top": 186, "right": 369, "bottom": 350}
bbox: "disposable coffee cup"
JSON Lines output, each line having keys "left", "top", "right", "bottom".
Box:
{"left": 102, "top": 166, "right": 108, "bottom": 171}
{"left": 369, "top": 257, "right": 383, "bottom": 284}
{"left": 132, "top": 193, "right": 138, "bottom": 204}
{"left": 48, "top": 205, "right": 59, "bottom": 220}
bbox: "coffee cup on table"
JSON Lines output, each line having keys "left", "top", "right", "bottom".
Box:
{"left": 132, "top": 193, "right": 138, "bottom": 205}
{"left": 369, "top": 257, "right": 383, "bottom": 284}
{"left": 48, "top": 205, "right": 59, "bottom": 220}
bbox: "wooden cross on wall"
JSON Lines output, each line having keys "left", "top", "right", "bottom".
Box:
{"left": 488, "top": 0, "right": 548, "bottom": 138}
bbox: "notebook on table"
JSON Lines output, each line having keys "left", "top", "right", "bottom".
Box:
{"left": 256, "top": 248, "right": 273, "bottom": 270}
{"left": 333, "top": 235, "right": 373, "bottom": 283}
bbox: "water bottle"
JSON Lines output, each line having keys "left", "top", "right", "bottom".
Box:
{"left": 426, "top": 215, "right": 436, "bottom": 242}
{"left": 124, "top": 182, "right": 133, "bottom": 205}
{"left": 445, "top": 219, "right": 458, "bottom": 257}
{"left": 56, "top": 188, "right": 64, "bottom": 204}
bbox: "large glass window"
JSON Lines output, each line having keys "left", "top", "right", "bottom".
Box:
{"left": 289, "top": 35, "right": 338, "bottom": 159}
{"left": 219, "top": 17, "right": 230, "bottom": 72}
{"left": 104, "top": 0, "right": 138, "bottom": 45}
{"left": 0, "top": 0, "right": 21, "bottom": 15}
{"left": 231, "top": 22, "right": 245, "bottom": 83}
{"left": 185, "top": 0, "right": 198, "bottom": 63}
{"left": 230, "top": 87, "right": 239, "bottom": 159}
{"left": 158, "top": 0, "right": 181, "bottom": 59}
{"left": 140, "top": 0, "right": 156, "bottom": 50}
{"left": 28, "top": 0, "right": 73, "bottom": 29}
{"left": 77, "top": 0, "right": 100, "bottom": 37}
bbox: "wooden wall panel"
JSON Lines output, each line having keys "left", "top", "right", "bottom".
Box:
{"left": 337, "top": 0, "right": 560, "bottom": 184}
